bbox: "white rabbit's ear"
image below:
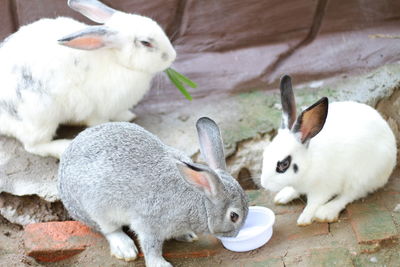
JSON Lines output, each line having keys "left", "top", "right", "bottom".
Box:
{"left": 68, "top": 0, "right": 117, "bottom": 24}
{"left": 280, "top": 75, "right": 297, "bottom": 129}
{"left": 196, "top": 117, "right": 227, "bottom": 171}
{"left": 292, "top": 97, "right": 329, "bottom": 144}
{"left": 176, "top": 161, "right": 223, "bottom": 199}
{"left": 58, "top": 26, "right": 118, "bottom": 50}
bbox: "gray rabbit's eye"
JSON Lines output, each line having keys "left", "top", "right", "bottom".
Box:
{"left": 230, "top": 212, "right": 239, "bottom": 223}
{"left": 276, "top": 155, "right": 291, "bottom": 173}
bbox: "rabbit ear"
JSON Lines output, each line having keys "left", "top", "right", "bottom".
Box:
{"left": 58, "top": 26, "right": 118, "bottom": 50}
{"left": 176, "top": 161, "right": 223, "bottom": 199}
{"left": 280, "top": 75, "right": 297, "bottom": 129}
{"left": 68, "top": 0, "right": 117, "bottom": 24}
{"left": 292, "top": 97, "right": 329, "bottom": 144}
{"left": 196, "top": 117, "right": 227, "bottom": 171}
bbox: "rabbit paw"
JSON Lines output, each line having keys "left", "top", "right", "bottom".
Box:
{"left": 106, "top": 231, "right": 138, "bottom": 261}
{"left": 25, "top": 139, "right": 71, "bottom": 158}
{"left": 314, "top": 206, "right": 340, "bottom": 223}
{"left": 175, "top": 232, "right": 199, "bottom": 242}
{"left": 297, "top": 212, "right": 314, "bottom": 226}
{"left": 113, "top": 110, "right": 136, "bottom": 122}
{"left": 274, "top": 187, "right": 300, "bottom": 205}
{"left": 147, "top": 257, "right": 173, "bottom": 267}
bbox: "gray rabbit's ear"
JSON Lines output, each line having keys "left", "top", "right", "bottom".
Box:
{"left": 68, "top": 0, "right": 117, "bottom": 24}
{"left": 292, "top": 97, "right": 329, "bottom": 145}
{"left": 280, "top": 75, "right": 297, "bottom": 129}
{"left": 176, "top": 161, "right": 223, "bottom": 199}
{"left": 196, "top": 117, "right": 227, "bottom": 171}
{"left": 58, "top": 26, "right": 118, "bottom": 50}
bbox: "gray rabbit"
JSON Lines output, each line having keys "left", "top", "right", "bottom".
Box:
{"left": 58, "top": 117, "right": 249, "bottom": 266}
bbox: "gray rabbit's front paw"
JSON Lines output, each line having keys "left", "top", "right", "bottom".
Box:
{"left": 106, "top": 231, "right": 138, "bottom": 261}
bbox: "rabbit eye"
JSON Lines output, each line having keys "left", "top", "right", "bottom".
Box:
{"left": 230, "top": 212, "right": 239, "bottom": 223}
{"left": 276, "top": 155, "right": 292, "bottom": 173}
{"left": 140, "top": 40, "right": 153, "bottom": 48}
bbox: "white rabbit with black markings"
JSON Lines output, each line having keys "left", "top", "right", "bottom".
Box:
{"left": 58, "top": 117, "right": 248, "bottom": 266}
{"left": 261, "top": 75, "right": 397, "bottom": 226}
{"left": 0, "top": 0, "right": 176, "bottom": 158}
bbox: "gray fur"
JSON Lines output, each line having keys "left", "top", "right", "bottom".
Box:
{"left": 196, "top": 117, "right": 227, "bottom": 171}
{"left": 15, "top": 66, "right": 46, "bottom": 96}
{"left": 0, "top": 100, "right": 19, "bottom": 119}
{"left": 58, "top": 119, "right": 248, "bottom": 266}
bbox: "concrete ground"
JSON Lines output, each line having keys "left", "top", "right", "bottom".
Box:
{"left": 0, "top": 167, "right": 399, "bottom": 266}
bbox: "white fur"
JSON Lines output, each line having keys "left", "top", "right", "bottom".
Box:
{"left": 261, "top": 101, "right": 397, "bottom": 225}
{"left": 0, "top": 2, "right": 176, "bottom": 158}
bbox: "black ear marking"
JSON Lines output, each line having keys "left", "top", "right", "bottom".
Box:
{"left": 280, "top": 75, "right": 297, "bottom": 129}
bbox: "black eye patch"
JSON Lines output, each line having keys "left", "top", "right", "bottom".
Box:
{"left": 276, "top": 155, "right": 292, "bottom": 173}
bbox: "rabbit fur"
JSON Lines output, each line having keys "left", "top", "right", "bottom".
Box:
{"left": 261, "top": 75, "right": 397, "bottom": 226}
{"left": 0, "top": 0, "right": 176, "bottom": 158}
{"left": 58, "top": 118, "right": 249, "bottom": 266}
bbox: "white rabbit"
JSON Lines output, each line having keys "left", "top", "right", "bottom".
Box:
{"left": 261, "top": 75, "right": 397, "bottom": 226}
{"left": 0, "top": 0, "right": 176, "bottom": 158}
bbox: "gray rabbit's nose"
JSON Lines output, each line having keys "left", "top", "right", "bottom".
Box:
{"left": 215, "top": 229, "right": 238, "bottom": 238}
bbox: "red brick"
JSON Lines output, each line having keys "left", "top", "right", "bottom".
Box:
{"left": 347, "top": 198, "right": 398, "bottom": 244}
{"left": 24, "top": 221, "right": 101, "bottom": 262}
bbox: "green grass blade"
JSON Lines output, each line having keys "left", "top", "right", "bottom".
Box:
{"left": 168, "top": 68, "right": 198, "bottom": 88}
{"left": 166, "top": 69, "right": 193, "bottom": 101}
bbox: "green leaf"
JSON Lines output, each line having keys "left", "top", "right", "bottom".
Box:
{"left": 165, "top": 68, "right": 193, "bottom": 101}
{"left": 167, "top": 68, "right": 198, "bottom": 88}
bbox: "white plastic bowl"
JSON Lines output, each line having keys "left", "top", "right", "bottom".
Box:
{"left": 218, "top": 206, "right": 275, "bottom": 252}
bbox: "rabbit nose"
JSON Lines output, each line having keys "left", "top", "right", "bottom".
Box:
{"left": 161, "top": 52, "right": 169, "bottom": 61}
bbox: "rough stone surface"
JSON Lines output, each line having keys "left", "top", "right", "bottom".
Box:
{"left": 0, "top": 136, "right": 59, "bottom": 202}
{"left": 0, "top": 193, "right": 68, "bottom": 226}
{"left": 377, "top": 88, "right": 400, "bottom": 157}
{"left": 226, "top": 134, "right": 271, "bottom": 189}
